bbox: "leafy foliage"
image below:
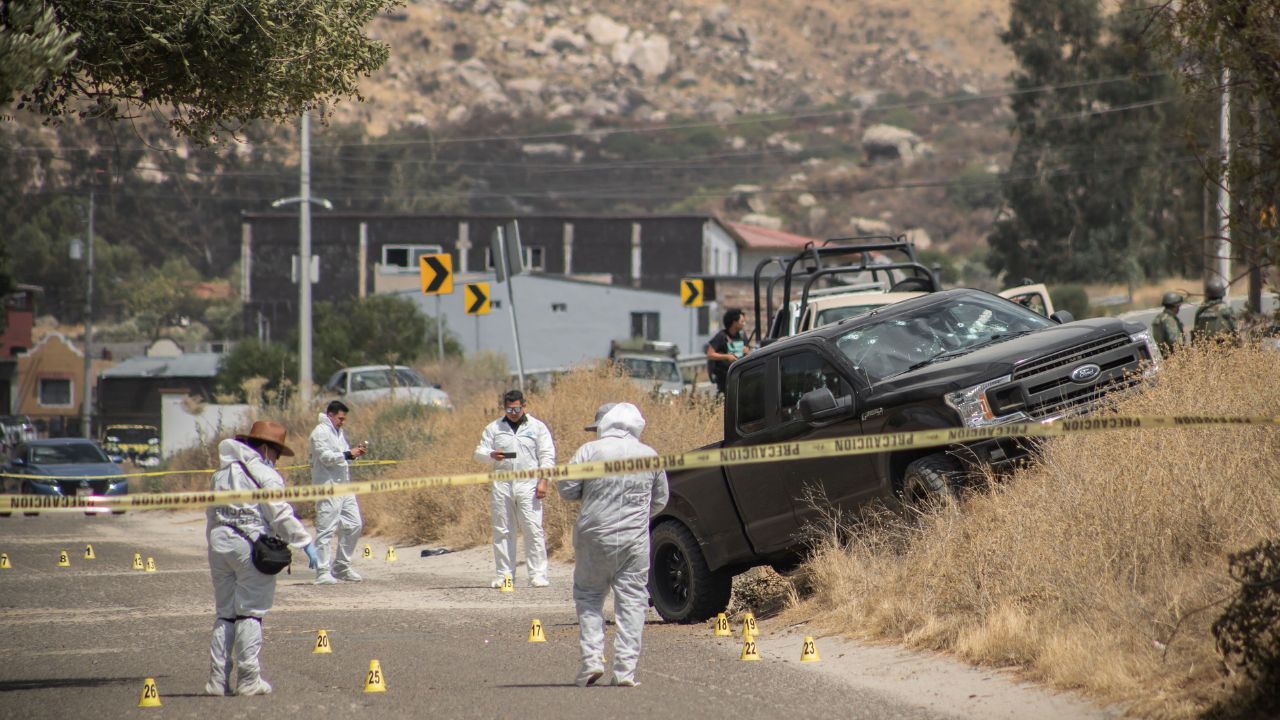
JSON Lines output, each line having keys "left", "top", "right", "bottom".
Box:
{"left": 216, "top": 338, "right": 295, "bottom": 404}
{"left": 5, "top": 0, "right": 399, "bottom": 139}
{"left": 311, "top": 294, "right": 459, "bottom": 383}
{"left": 0, "top": 0, "right": 79, "bottom": 107}
{"left": 125, "top": 257, "right": 204, "bottom": 341}
{"left": 988, "top": 0, "right": 1204, "bottom": 284}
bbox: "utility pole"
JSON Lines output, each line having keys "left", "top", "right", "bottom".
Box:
{"left": 299, "top": 111, "right": 313, "bottom": 408}
{"left": 81, "top": 189, "right": 95, "bottom": 438}
{"left": 1215, "top": 68, "right": 1232, "bottom": 290}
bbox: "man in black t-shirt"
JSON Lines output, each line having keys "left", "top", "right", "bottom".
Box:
{"left": 705, "top": 308, "right": 750, "bottom": 394}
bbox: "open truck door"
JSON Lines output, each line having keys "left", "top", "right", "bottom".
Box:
{"left": 999, "top": 283, "right": 1055, "bottom": 318}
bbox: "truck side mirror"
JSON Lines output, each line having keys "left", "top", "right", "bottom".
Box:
{"left": 798, "top": 388, "right": 856, "bottom": 425}
{"left": 1049, "top": 310, "right": 1074, "bottom": 324}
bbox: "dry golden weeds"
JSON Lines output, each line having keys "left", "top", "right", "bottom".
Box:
{"left": 798, "top": 344, "right": 1280, "bottom": 718}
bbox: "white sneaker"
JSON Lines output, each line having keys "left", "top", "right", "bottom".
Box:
{"left": 314, "top": 573, "right": 337, "bottom": 585}
{"left": 334, "top": 569, "right": 362, "bottom": 582}
{"left": 575, "top": 669, "right": 604, "bottom": 687}
{"left": 612, "top": 677, "right": 640, "bottom": 688}
{"left": 490, "top": 577, "right": 507, "bottom": 588}
{"left": 236, "top": 678, "right": 273, "bottom": 696}
{"left": 529, "top": 577, "right": 550, "bottom": 588}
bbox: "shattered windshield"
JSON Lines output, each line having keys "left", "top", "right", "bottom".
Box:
{"left": 834, "top": 294, "right": 1052, "bottom": 382}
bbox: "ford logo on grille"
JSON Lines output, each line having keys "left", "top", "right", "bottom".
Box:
{"left": 1069, "top": 363, "right": 1102, "bottom": 383}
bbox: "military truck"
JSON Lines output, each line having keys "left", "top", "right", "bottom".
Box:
{"left": 647, "top": 288, "right": 1159, "bottom": 623}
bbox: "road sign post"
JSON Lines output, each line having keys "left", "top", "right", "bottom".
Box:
{"left": 420, "top": 253, "right": 455, "bottom": 360}
{"left": 465, "top": 282, "right": 491, "bottom": 356}
{"left": 494, "top": 224, "right": 527, "bottom": 391}
{"left": 681, "top": 278, "right": 704, "bottom": 357}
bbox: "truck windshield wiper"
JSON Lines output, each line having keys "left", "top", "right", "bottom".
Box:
{"left": 902, "top": 348, "right": 970, "bottom": 373}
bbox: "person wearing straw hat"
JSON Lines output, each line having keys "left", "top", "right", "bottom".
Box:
{"left": 205, "top": 420, "right": 318, "bottom": 697}
{"left": 559, "top": 402, "right": 669, "bottom": 687}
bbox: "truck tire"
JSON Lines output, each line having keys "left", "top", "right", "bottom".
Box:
{"left": 649, "top": 520, "right": 733, "bottom": 624}
{"left": 901, "top": 454, "right": 960, "bottom": 505}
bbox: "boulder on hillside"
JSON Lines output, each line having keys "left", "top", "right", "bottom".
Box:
{"left": 629, "top": 35, "right": 671, "bottom": 79}
{"left": 740, "top": 213, "right": 783, "bottom": 230}
{"left": 585, "top": 14, "right": 629, "bottom": 45}
{"left": 848, "top": 216, "right": 894, "bottom": 235}
{"left": 545, "top": 27, "right": 588, "bottom": 53}
{"left": 861, "top": 123, "right": 924, "bottom": 164}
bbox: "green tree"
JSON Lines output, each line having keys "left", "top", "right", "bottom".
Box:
{"left": 0, "top": 0, "right": 79, "bottom": 106}
{"left": 988, "top": 0, "right": 1201, "bottom": 284}
{"left": 3, "top": 0, "right": 399, "bottom": 139}
{"left": 311, "top": 294, "right": 458, "bottom": 383}
{"left": 216, "top": 339, "right": 295, "bottom": 404}
{"left": 123, "top": 257, "right": 205, "bottom": 341}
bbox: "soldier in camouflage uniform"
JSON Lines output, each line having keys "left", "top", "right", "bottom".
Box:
{"left": 1192, "top": 278, "right": 1238, "bottom": 344}
{"left": 1150, "top": 291, "right": 1185, "bottom": 356}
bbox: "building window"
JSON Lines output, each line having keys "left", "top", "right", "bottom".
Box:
{"left": 551, "top": 303, "right": 567, "bottom": 312}
{"left": 630, "top": 312, "right": 660, "bottom": 341}
{"left": 484, "top": 246, "right": 545, "bottom": 271}
{"left": 38, "top": 378, "right": 73, "bottom": 407}
{"left": 381, "top": 244, "right": 443, "bottom": 274}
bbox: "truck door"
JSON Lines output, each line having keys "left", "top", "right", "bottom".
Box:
{"left": 773, "top": 348, "right": 878, "bottom": 528}
{"left": 721, "top": 361, "right": 801, "bottom": 555}
{"left": 999, "top": 283, "right": 1055, "bottom": 317}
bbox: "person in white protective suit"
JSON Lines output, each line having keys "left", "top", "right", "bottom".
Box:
{"left": 558, "top": 403, "right": 669, "bottom": 687}
{"left": 205, "top": 420, "right": 318, "bottom": 696}
{"left": 473, "top": 389, "right": 556, "bottom": 587}
{"left": 310, "top": 400, "right": 368, "bottom": 585}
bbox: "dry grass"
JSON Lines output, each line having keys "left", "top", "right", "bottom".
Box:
{"left": 797, "top": 344, "right": 1280, "bottom": 718}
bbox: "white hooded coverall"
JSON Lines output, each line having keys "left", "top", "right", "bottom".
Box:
{"left": 310, "top": 413, "right": 361, "bottom": 576}
{"left": 558, "top": 403, "right": 669, "bottom": 685}
{"left": 474, "top": 413, "right": 556, "bottom": 583}
{"left": 205, "top": 439, "right": 312, "bottom": 695}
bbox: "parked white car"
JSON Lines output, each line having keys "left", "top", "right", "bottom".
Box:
{"left": 322, "top": 365, "right": 453, "bottom": 409}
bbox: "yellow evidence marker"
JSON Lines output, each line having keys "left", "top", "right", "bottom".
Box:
{"left": 741, "top": 611, "right": 759, "bottom": 638}
{"left": 362, "top": 544, "right": 373, "bottom": 560}
{"left": 137, "top": 677, "right": 162, "bottom": 707}
{"left": 740, "top": 638, "right": 761, "bottom": 661}
{"left": 313, "top": 629, "right": 332, "bottom": 654}
{"left": 713, "top": 612, "right": 732, "bottom": 637}
{"left": 800, "top": 636, "right": 821, "bottom": 662}
{"left": 145, "top": 557, "right": 157, "bottom": 573}
{"left": 364, "top": 659, "right": 387, "bottom": 693}
{"left": 84, "top": 544, "right": 96, "bottom": 560}
{"left": 385, "top": 546, "right": 398, "bottom": 562}
{"left": 499, "top": 574, "right": 514, "bottom": 593}
{"left": 0, "top": 553, "right": 11, "bottom": 569}
{"left": 132, "top": 553, "right": 144, "bottom": 571}
{"left": 57, "top": 549, "right": 71, "bottom": 567}
{"left": 528, "top": 619, "right": 546, "bottom": 643}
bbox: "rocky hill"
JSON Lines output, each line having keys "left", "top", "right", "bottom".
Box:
{"left": 341, "top": 0, "right": 1013, "bottom": 135}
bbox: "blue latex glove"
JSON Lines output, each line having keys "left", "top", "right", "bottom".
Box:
{"left": 303, "top": 543, "right": 318, "bottom": 570}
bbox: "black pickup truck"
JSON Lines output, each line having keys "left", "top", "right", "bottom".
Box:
{"left": 647, "top": 287, "right": 1159, "bottom": 622}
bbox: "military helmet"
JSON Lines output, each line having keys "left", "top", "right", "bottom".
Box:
{"left": 1161, "top": 291, "right": 1184, "bottom": 308}
{"left": 1204, "top": 278, "right": 1227, "bottom": 301}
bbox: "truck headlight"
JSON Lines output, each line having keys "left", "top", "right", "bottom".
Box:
{"left": 1129, "top": 330, "right": 1161, "bottom": 376}
{"left": 945, "top": 375, "right": 1030, "bottom": 428}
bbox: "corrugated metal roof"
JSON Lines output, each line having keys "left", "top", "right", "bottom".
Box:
{"left": 99, "top": 353, "right": 222, "bottom": 379}
{"left": 728, "top": 221, "right": 819, "bottom": 249}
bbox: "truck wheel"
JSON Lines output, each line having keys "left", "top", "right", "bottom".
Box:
{"left": 649, "top": 520, "right": 733, "bottom": 624}
{"left": 901, "top": 454, "right": 961, "bottom": 505}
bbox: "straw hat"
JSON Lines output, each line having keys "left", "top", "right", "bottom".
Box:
{"left": 235, "top": 420, "right": 295, "bottom": 456}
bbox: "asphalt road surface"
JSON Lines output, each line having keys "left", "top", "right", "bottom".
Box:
{"left": 0, "top": 511, "right": 1111, "bottom": 719}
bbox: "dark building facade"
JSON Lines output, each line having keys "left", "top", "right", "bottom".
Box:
{"left": 239, "top": 212, "right": 742, "bottom": 337}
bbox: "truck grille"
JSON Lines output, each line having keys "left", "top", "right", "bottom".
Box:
{"left": 1011, "top": 334, "right": 1146, "bottom": 421}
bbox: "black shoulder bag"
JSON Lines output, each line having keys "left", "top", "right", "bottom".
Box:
{"left": 221, "top": 461, "right": 293, "bottom": 575}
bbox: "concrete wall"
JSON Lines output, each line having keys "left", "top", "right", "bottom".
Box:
{"left": 160, "top": 393, "right": 252, "bottom": 459}
{"left": 403, "top": 274, "right": 711, "bottom": 373}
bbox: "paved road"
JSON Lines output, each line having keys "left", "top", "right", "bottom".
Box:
{"left": 0, "top": 511, "right": 953, "bottom": 720}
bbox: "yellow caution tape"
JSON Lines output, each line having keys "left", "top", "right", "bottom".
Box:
{"left": 0, "top": 459, "right": 399, "bottom": 481}
{"left": 2, "top": 415, "right": 1275, "bottom": 513}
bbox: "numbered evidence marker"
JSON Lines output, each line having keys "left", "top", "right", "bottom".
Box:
{"left": 418, "top": 253, "right": 453, "bottom": 295}
{"left": 713, "top": 612, "right": 732, "bottom": 637}
{"left": 741, "top": 611, "right": 760, "bottom": 638}
{"left": 465, "top": 282, "right": 491, "bottom": 315}
{"left": 57, "top": 549, "right": 71, "bottom": 568}
{"left": 385, "top": 546, "right": 398, "bottom": 563}
{"left": 362, "top": 544, "right": 372, "bottom": 560}
{"left": 499, "top": 574, "right": 515, "bottom": 593}
{"left": 800, "top": 636, "right": 821, "bottom": 663}
{"left": 137, "top": 677, "right": 162, "bottom": 707}
{"left": 132, "top": 552, "right": 144, "bottom": 571}
{"left": 84, "top": 544, "right": 96, "bottom": 560}
{"left": 0, "top": 552, "right": 11, "bottom": 569}
{"left": 740, "top": 638, "right": 761, "bottom": 661}
{"left": 364, "top": 659, "right": 387, "bottom": 693}
{"left": 313, "top": 629, "right": 332, "bottom": 655}
{"left": 145, "top": 557, "right": 157, "bottom": 573}
{"left": 528, "top": 618, "right": 546, "bottom": 643}
{"left": 680, "top": 278, "right": 704, "bottom": 308}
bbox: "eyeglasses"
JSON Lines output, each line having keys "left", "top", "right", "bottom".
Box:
{"left": 503, "top": 407, "right": 524, "bottom": 414}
